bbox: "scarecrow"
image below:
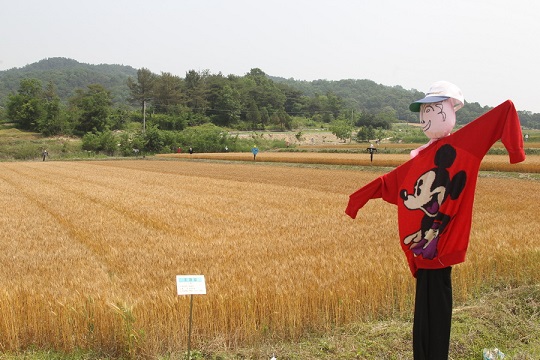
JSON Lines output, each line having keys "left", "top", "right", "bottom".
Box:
{"left": 367, "top": 143, "right": 377, "bottom": 162}
{"left": 251, "top": 145, "right": 259, "bottom": 160}
{"left": 345, "top": 81, "right": 525, "bottom": 359}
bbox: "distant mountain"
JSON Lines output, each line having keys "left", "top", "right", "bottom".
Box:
{"left": 0, "top": 57, "right": 137, "bottom": 105}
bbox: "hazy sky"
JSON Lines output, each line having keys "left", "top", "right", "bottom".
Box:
{"left": 1, "top": 0, "right": 539, "bottom": 112}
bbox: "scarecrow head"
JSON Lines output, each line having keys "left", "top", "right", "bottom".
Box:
{"left": 410, "top": 81, "right": 464, "bottom": 140}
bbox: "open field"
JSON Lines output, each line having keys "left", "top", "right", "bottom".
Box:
{"left": 1, "top": 158, "right": 539, "bottom": 359}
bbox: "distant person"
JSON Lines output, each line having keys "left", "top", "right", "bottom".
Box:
{"left": 42, "top": 149, "right": 48, "bottom": 161}
{"left": 251, "top": 145, "right": 258, "bottom": 160}
{"left": 225, "top": 145, "right": 229, "bottom": 152}
{"left": 189, "top": 147, "right": 193, "bottom": 154}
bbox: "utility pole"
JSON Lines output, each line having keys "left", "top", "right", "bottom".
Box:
{"left": 143, "top": 99, "right": 146, "bottom": 133}
{"left": 350, "top": 109, "right": 354, "bottom": 143}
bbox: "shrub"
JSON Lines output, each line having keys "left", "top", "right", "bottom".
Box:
{"left": 81, "top": 130, "right": 119, "bottom": 155}
{"left": 81, "top": 132, "right": 101, "bottom": 152}
{"left": 177, "top": 124, "right": 228, "bottom": 153}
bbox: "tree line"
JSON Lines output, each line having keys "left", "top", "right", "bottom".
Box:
{"left": 1, "top": 58, "right": 538, "bottom": 155}
{"left": 2, "top": 66, "right": 406, "bottom": 139}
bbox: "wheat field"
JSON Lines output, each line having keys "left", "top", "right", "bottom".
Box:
{"left": 1, "top": 157, "right": 539, "bottom": 357}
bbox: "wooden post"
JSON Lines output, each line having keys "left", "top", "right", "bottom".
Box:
{"left": 187, "top": 294, "right": 194, "bottom": 359}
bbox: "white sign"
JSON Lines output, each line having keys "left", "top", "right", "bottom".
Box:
{"left": 176, "top": 275, "right": 206, "bottom": 295}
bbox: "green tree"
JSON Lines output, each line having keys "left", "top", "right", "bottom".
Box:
{"left": 6, "top": 78, "right": 46, "bottom": 131}
{"left": 329, "top": 119, "right": 353, "bottom": 142}
{"left": 246, "top": 100, "right": 261, "bottom": 129}
{"left": 271, "top": 109, "right": 293, "bottom": 130}
{"left": 325, "top": 91, "right": 342, "bottom": 119}
{"left": 70, "top": 84, "right": 113, "bottom": 134}
{"left": 356, "top": 111, "right": 390, "bottom": 129}
{"left": 153, "top": 72, "right": 184, "bottom": 114}
{"left": 356, "top": 125, "right": 376, "bottom": 142}
{"left": 142, "top": 125, "right": 165, "bottom": 152}
{"left": 99, "top": 130, "right": 118, "bottom": 155}
{"left": 81, "top": 130, "right": 118, "bottom": 155}
{"left": 205, "top": 73, "right": 227, "bottom": 110}
{"left": 243, "top": 68, "right": 286, "bottom": 114}
{"left": 260, "top": 107, "right": 270, "bottom": 128}
{"left": 148, "top": 113, "right": 187, "bottom": 131}
{"left": 109, "top": 105, "right": 131, "bottom": 130}
{"left": 38, "top": 81, "right": 70, "bottom": 136}
{"left": 374, "top": 106, "right": 396, "bottom": 129}
{"left": 81, "top": 132, "right": 101, "bottom": 152}
{"left": 307, "top": 94, "right": 324, "bottom": 118}
{"left": 185, "top": 69, "right": 209, "bottom": 113}
{"left": 116, "top": 130, "right": 146, "bottom": 156}
{"left": 178, "top": 124, "right": 228, "bottom": 152}
{"left": 277, "top": 83, "right": 307, "bottom": 116}
{"left": 127, "top": 68, "right": 157, "bottom": 116}
{"left": 210, "top": 84, "right": 242, "bottom": 127}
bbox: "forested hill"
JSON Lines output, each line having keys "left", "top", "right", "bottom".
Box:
{"left": 0, "top": 57, "right": 137, "bottom": 104}
{"left": 1, "top": 57, "right": 539, "bottom": 129}
{"left": 270, "top": 76, "right": 539, "bottom": 128}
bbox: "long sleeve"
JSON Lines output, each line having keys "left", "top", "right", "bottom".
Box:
{"left": 500, "top": 101, "right": 526, "bottom": 163}
{"left": 452, "top": 100, "right": 525, "bottom": 163}
{"left": 345, "top": 165, "right": 403, "bottom": 219}
{"left": 345, "top": 177, "right": 383, "bottom": 219}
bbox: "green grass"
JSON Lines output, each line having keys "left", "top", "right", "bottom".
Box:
{"left": 0, "top": 125, "right": 86, "bottom": 161}
{"left": 222, "top": 285, "right": 540, "bottom": 360}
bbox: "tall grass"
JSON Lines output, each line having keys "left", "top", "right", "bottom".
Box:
{"left": 0, "top": 127, "right": 84, "bottom": 161}
{"left": 0, "top": 160, "right": 538, "bottom": 357}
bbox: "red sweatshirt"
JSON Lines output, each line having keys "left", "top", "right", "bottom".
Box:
{"left": 345, "top": 100, "right": 526, "bottom": 277}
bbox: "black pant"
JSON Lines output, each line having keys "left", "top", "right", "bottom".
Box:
{"left": 413, "top": 267, "right": 452, "bottom": 360}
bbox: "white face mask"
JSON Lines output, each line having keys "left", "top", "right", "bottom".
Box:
{"left": 419, "top": 99, "right": 456, "bottom": 139}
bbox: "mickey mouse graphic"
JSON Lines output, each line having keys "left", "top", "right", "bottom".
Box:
{"left": 400, "top": 144, "right": 466, "bottom": 259}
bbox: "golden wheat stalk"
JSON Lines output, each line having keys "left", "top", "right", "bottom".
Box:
{"left": 0, "top": 159, "right": 538, "bottom": 355}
